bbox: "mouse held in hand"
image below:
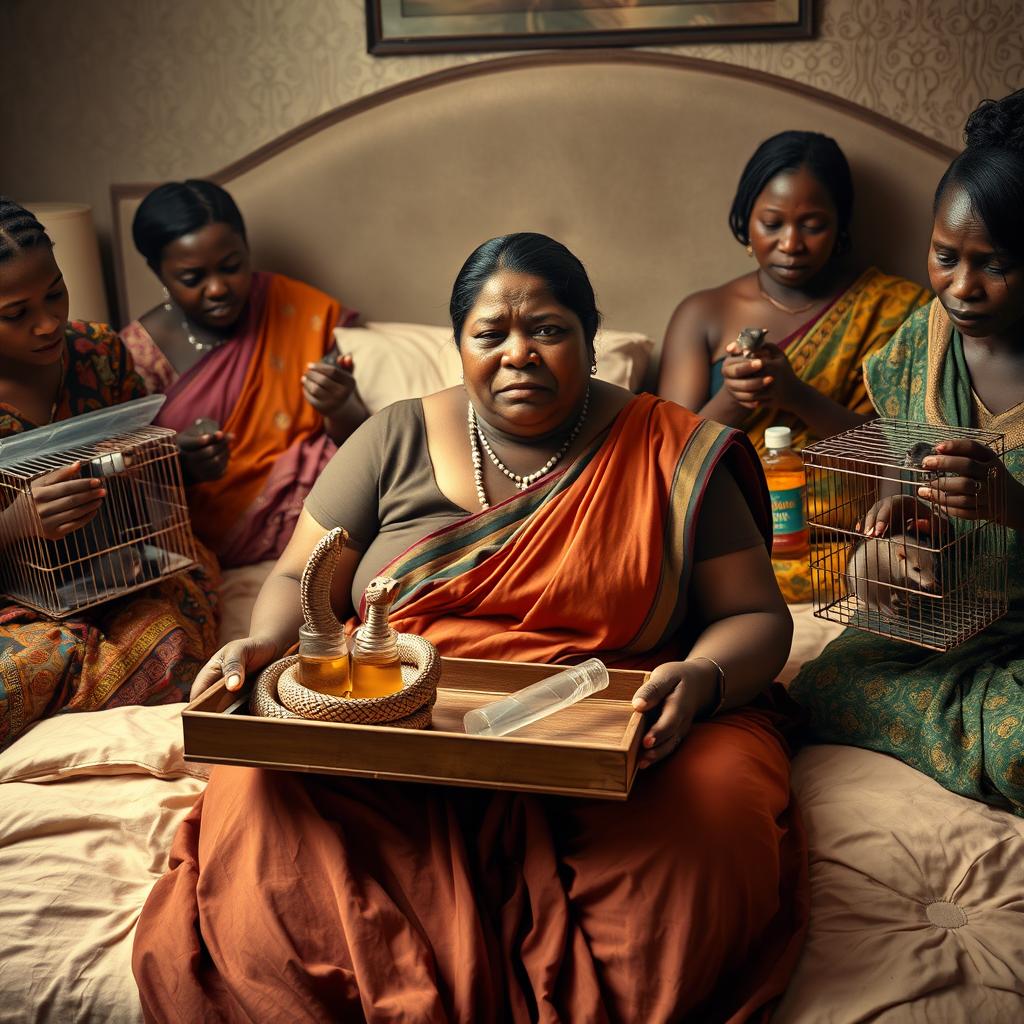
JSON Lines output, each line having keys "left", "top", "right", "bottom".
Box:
{"left": 737, "top": 327, "right": 769, "bottom": 356}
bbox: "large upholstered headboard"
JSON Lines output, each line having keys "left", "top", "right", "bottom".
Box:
{"left": 112, "top": 52, "right": 955, "bottom": 365}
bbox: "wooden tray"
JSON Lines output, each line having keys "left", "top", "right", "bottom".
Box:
{"left": 183, "top": 657, "right": 647, "bottom": 800}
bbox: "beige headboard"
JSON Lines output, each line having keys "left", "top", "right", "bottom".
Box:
{"left": 112, "top": 51, "right": 955, "bottom": 365}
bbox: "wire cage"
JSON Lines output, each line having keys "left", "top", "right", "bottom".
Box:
{"left": 0, "top": 426, "right": 197, "bottom": 618}
{"left": 801, "top": 418, "right": 1008, "bottom": 651}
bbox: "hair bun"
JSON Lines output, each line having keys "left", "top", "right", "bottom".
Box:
{"left": 964, "top": 88, "right": 1024, "bottom": 154}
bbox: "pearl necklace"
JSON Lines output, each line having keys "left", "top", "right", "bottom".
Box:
{"left": 162, "top": 293, "right": 224, "bottom": 352}
{"left": 468, "top": 387, "right": 590, "bottom": 510}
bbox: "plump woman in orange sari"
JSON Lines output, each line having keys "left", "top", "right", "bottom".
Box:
{"left": 134, "top": 234, "right": 807, "bottom": 1023}
{"left": 659, "top": 131, "right": 929, "bottom": 601}
{"left": 121, "top": 180, "right": 362, "bottom": 567}
{"left": 0, "top": 199, "right": 218, "bottom": 749}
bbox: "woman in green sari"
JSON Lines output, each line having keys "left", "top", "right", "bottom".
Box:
{"left": 790, "top": 89, "right": 1024, "bottom": 814}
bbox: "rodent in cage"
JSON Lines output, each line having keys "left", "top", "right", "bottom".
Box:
{"left": 801, "top": 418, "right": 1008, "bottom": 651}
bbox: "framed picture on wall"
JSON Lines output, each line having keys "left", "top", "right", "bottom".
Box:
{"left": 366, "top": 1, "right": 813, "bottom": 55}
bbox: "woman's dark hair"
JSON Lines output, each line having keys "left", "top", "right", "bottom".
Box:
{"left": 450, "top": 233, "right": 601, "bottom": 350}
{"left": 131, "top": 180, "right": 247, "bottom": 271}
{"left": 0, "top": 197, "right": 52, "bottom": 263}
{"left": 933, "top": 88, "right": 1024, "bottom": 263}
{"left": 728, "top": 130, "right": 854, "bottom": 251}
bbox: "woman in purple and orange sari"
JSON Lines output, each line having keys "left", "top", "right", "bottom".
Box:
{"left": 134, "top": 234, "right": 808, "bottom": 1023}
{"left": 658, "top": 132, "right": 929, "bottom": 601}
{"left": 0, "top": 199, "right": 218, "bottom": 749}
{"left": 120, "top": 181, "right": 362, "bottom": 567}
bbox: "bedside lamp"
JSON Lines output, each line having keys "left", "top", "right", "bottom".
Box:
{"left": 27, "top": 202, "right": 110, "bottom": 324}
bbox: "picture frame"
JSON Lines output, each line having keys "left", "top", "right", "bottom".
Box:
{"left": 366, "top": 1, "right": 813, "bottom": 55}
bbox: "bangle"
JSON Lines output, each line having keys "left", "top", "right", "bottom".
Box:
{"left": 688, "top": 656, "right": 726, "bottom": 717}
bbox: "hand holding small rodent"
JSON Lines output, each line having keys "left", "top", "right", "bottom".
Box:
{"left": 721, "top": 341, "right": 804, "bottom": 412}
{"left": 916, "top": 439, "right": 1015, "bottom": 523}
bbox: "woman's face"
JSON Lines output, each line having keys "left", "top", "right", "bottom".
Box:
{"left": 459, "top": 270, "right": 591, "bottom": 437}
{"left": 158, "top": 222, "right": 252, "bottom": 331}
{"left": 929, "top": 186, "right": 1024, "bottom": 340}
{"left": 0, "top": 245, "right": 69, "bottom": 367}
{"left": 748, "top": 165, "right": 841, "bottom": 289}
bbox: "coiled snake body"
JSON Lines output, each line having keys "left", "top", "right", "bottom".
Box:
{"left": 251, "top": 528, "right": 440, "bottom": 728}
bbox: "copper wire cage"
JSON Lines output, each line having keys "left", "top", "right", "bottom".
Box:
{"left": 801, "top": 419, "right": 1008, "bottom": 651}
{"left": 0, "top": 426, "right": 197, "bottom": 618}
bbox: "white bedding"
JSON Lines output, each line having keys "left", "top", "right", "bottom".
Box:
{"left": 1, "top": 604, "right": 1021, "bottom": 1023}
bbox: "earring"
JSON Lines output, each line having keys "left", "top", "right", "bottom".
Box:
{"left": 162, "top": 287, "right": 173, "bottom": 312}
{"left": 745, "top": 244, "right": 754, "bottom": 258}
{"left": 590, "top": 360, "right": 598, "bottom": 376}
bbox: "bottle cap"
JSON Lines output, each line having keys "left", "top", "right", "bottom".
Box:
{"left": 764, "top": 426, "right": 792, "bottom": 451}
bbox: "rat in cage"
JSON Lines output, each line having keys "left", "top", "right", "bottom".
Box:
{"left": 845, "top": 530, "right": 940, "bottom": 619}
{"left": 801, "top": 418, "right": 1008, "bottom": 651}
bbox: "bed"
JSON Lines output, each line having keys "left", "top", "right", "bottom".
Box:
{"left": 3, "top": 51, "right": 1022, "bottom": 1023}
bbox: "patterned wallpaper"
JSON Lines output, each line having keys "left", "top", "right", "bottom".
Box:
{"left": 1, "top": 0, "right": 1021, "bottom": 251}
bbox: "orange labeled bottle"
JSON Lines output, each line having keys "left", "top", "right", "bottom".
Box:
{"left": 762, "top": 426, "right": 809, "bottom": 560}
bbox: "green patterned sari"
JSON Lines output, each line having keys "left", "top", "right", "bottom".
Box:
{"left": 789, "top": 300, "right": 1024, "bottom": 814}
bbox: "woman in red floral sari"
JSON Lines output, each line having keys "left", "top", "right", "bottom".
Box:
{"left": 0, "top": 198, "right": 218, "bottom": 749}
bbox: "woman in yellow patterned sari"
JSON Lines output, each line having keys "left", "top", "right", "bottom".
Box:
{"left": 659, "top": 131, "right": 929, "bottom": 601}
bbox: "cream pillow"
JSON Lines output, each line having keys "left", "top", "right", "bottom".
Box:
{"left": 336, "top": 321, "right": 652, "bottom": 415}
{"left": 0, "top": 702, "right": 205, "bottom": 783}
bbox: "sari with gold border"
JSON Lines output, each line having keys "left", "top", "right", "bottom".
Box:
{"left": 133, "top": 395, "right": 811, "bottom": 1023}
{"left": 370, "top": 393, "right": 770, "bottom": 666}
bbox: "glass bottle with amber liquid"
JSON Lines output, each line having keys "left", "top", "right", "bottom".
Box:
{"left": 298, "top": 626, "right": 352, "bottom": 697}
{"left": 351, "top": 576, "right": 405, "bottom": 698}
{"left": 762, "top": 426, "right": 809, "bottom": 560}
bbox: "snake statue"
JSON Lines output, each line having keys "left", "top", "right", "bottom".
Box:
{"left": 251, "top": 527, "right": 440, "bottom": 728}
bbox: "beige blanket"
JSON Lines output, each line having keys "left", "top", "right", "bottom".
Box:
{"left": 1, "top": 604, "right": 1021, "bottom": 1023}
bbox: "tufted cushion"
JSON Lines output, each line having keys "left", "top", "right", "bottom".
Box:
{"left": 777, "top": 744, "right": 1024, "bottom": 1022}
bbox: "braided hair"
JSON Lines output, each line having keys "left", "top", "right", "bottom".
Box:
{"left": 934, "top": 88, "right": 1024, "bottom": 262}
{"left": 0, "top": 197, "right": 53, "bottom": 263}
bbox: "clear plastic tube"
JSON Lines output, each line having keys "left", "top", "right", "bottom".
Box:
{"left": 463, "top": 659, "right": 609, "bottom": 737}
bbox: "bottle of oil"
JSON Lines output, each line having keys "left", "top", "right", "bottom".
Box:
{"left": 351, "top": 576, "right": 405, "bottom": 699}
{"left": 762, "top": 426, "right": 809, "bottom": 560}
{"left": 297, "top": 626, "right": 351, "bottom": 697}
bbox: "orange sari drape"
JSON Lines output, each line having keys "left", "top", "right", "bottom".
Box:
{"left": 186, "top": 275, "right": 343, "bottom": 561}
{"left": 133, "top": 397, "right": 808, "bottom": 1023}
